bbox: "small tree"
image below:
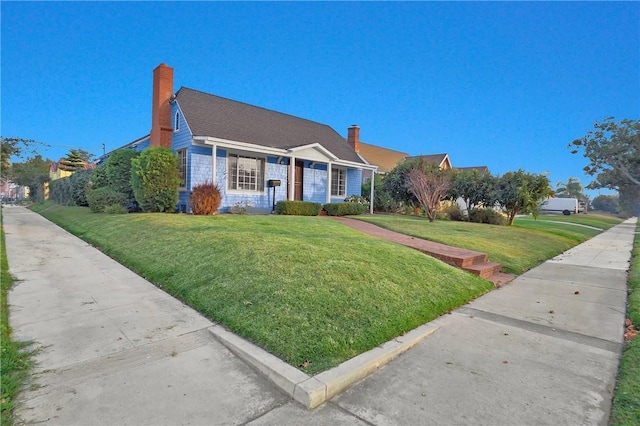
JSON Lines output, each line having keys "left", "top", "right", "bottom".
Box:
{"left": 130, "top": 147, "right": 180, "bottom": 212}
{"left": 383, "top": 159, "right": 420, "bottom": 212}
{"left": 496, "top": 170, "right": 553, "bottom": 225}
{"left": 406, "top": 160, "right": 453, "bottom": 222}
{"left": 449, "top": 169, "right": 497, "bottom": 214}
{"left": 59, "top": 149, "right": 94, "bottom": 171}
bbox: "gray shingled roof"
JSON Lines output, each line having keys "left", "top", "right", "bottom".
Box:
{"left": 174, "top": 87, "right": 364, "bottom": 164}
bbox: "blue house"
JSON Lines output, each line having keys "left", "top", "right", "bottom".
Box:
{"left": 116, "top": 63, "right": 376, "bottom": 214}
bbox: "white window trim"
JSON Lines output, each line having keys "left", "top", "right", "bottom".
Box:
{"left": 178, "top": 148, "right": 187, "bottom": 191}
{"left": 226, "top": 152, "right": 267, "bottom": 194}
{"left": 174, "top": 111, "right": 180, "bottom": 132}
{"left": 331, "top": 167, "right": 346, "bottom": 197}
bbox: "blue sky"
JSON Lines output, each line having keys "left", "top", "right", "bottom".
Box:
{"left": 2, "top": 1, "right": 638, "bottom": 197}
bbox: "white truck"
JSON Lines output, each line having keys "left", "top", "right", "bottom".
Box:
{"left": 540, "top": 197, "right": 580, "bottom": 215}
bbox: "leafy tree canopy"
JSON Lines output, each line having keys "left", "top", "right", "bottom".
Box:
{"left": 1, "top": 136, "right": 48, "bottom": 180}
{"left": 496, "top": 170, "right": 553, "bottom": 225}
{"left": 569, "top": 117, "right": 640, "bottom": 190}
{"left": 10, "top": 155, "right": 51, "bottom": 201}
{"left": 449, "top": 169, "right": 497, "bottom": 212}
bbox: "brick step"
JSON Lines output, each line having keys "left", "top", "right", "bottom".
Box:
{"left": 417, "top": 249, "right": 487, "bottom": 268}
{"left": 462, "top": 261, "right": 503, "bottom": 279}
{"left": 486, "top": 272, "right": 516, "bottom": 288}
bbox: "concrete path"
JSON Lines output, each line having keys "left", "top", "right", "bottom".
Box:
{"left": 4, "top": 206, "right": 636, "bottom": 425}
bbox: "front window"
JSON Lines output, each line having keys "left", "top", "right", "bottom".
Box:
{"left": 331, "top": 168, "right": 346, "bottom": 197}
{"left": 228, "top": 154, "right": 265, "bottom": 192}
{"left": 178, "top": 149, "right": 187, "bottom": 189}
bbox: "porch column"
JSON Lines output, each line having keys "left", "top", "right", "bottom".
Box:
{"left": 211, "top": 144, "right": 217, "bottom": 185}
{"left": 326, "top": 162, "right": 332, "bottom": 204}
{"left": 288, "top": 155, "right": 296, "bottom": 201}
{"left": 369, "top": 170, "right": 374, "bottom": 214}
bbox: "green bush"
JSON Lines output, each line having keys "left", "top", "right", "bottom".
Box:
{"left": 468, "top": 207, "right": 505, "bottom": 225}
{"left": 130, "top": 147, "right": 180, "bottom": 213}
{"left": 87, "top": 187, "right": 128, "bottom": 213}
{"left": 275, "top": 200, "right": 322, "bottom": 216}
{"left": 106, "top": 149, "right": 139, "bottom": 205}
{"left": 49, "top": 177, "right": 74, "bottom": 205}
{"left": 104, "top": 204, "right": 128, "bottom": 215}
{"left": 324, "top": 202, "right": 368, "bottom": 216}
{"left": 69, "top": 169, "right": 95, "bottom": 207}
{"left": 443, "top": 204, "right": 465, "bottom": 221}
{"left": 91, "top": 164, "right": 109, "bottom": 190}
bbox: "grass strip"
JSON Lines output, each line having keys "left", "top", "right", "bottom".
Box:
{"left": 355, "top": 213, "right": 621, "bottom": 275}
{"left": 609, "top": 219, "right": 640, "bottom": 425}
{"left": 0, "top": 210, "right": 34, "bottom": 426}
{"left": 34, "top": 204, "right": 493, "bottom": 374}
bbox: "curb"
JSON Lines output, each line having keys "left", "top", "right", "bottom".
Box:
{"left": 209, "top": 322, "right": 439, "bottom": 409}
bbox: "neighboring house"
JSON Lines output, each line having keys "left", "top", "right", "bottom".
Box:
{"left": 405, "top": 153, "right": 453, "bottom": 170}
{"left": 49, "top": 162, "right": 74, "bottom": 181}
{"left": 46, "top": 161, "right": 95, "bottom": 200}
{"left": 109, "top": 64, "right": 377, "bottom": 213}
{"left": 357, "top": 142, "right": 409, "bottom": 183}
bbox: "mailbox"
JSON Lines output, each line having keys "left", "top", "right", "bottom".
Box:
{"left": 268, "top": 180, "right": 281, "bottom": 187}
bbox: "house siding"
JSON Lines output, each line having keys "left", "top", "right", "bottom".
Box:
{"left": 173, "top": 103, "right": 195, "bottom": 212}
{"left": 346, "top": 168, "right": 362, "bottom": 197}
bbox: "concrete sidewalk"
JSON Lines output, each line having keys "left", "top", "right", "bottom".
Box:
{"left": 5, "top": 206, "right": 636, "bottom": 425}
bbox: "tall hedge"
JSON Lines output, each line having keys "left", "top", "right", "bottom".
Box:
{"left": 69, "top": 168, "right": 95, "bottom": 206}
{"left": 105, "top": 149, "right": 139, "bottom": 204}
{"left": 130, "top": 147, "right": 180, "bottom": 212}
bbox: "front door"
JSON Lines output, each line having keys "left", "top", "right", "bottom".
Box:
{"left": 294, "top": 160, "right": 304, "bottom": 201}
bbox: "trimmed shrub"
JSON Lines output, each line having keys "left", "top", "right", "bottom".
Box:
{"left": 189, "top": 182, "right": 222, "bottom": 215}
{"left": 49, "top": 177, "right": 73, "bottom": 205}
{"left": 69, "top": 168, "right": 95, "bottom": 207}
{"left": 275, "top": 201, "right": 322, "bottom": 216}
{"left": 324, "top": 202, "right": 368, "bottom": 216}
{"left": 91, "top": 164, "right": 109, "bottom": 189}
{"left": 130, "top": 147, "right": 180, "bottom": 213}
{"left": 105, "top": 149, "right": 139, "bottom": 204}
{"left": 87, "top": 187, "right": 128, "bottom": 213}
{"left": 468, "top": 208, "right": 505, "bottom": 225}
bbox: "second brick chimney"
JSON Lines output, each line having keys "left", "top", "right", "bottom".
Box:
{"left": 347, "top": 124, "right": 360, "bottom": 153}
{"left": 150, "top": 63, "right": 174, "bottom": 148}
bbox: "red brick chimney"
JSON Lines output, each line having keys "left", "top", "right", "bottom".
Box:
{"left": 150, "top": 63, "right": 174, "bottom": 148}
{"left": 347, "top": 124, "right": 360, "bottom": 153}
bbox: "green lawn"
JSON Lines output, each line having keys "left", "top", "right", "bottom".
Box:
{"left": 518, "top": 213, "right": 623, "bottom": 229}
{"left": 609, "top": 219, "right": 640, "bottom": 425}
{"left": 354, "top": 213, "right": 622, "bottom": 275}
{"left": 32, "top": 204, "right": 493, "bottom": 374}
{"left": 0, "top": 212, "right": 34, "bottom": 426}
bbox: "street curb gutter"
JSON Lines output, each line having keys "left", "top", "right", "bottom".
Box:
{"left": 209, "top": 323, "right": 439, "bottom": 409}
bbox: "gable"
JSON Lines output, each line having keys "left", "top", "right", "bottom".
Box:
{"left": 174, "top": 87, "right": 364, "bottom": 164}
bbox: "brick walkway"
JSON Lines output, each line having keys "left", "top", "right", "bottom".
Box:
{"left": 332, "top": 216, "right": 515, "bottom": 287}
